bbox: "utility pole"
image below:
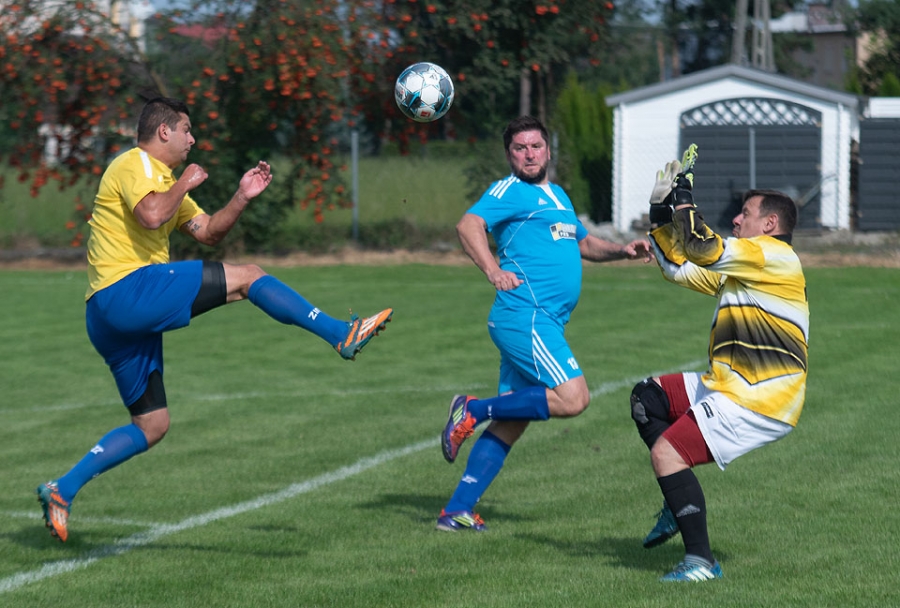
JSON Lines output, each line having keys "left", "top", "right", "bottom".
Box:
{"left": 732, "top": 0, "right": 748, "bottom": 66}
{"left": 732, "top": 0, "right": 775, "bottom": 72}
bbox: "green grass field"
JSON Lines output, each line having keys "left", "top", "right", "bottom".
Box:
{"left": 1, "top": 263, "right": 898, "bottom": 607}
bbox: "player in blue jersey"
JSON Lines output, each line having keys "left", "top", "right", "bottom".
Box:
{"left": 437, "top": 116, "right": 652, "bottom": 532}
{"left": 35, "top": 97, "right": 392, "bottom": 542}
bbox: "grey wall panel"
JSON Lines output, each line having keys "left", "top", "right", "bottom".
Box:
{"left": 680, "top": 125, "right": 821, "bottom": 230}
{"left": 858, "top": 119, "right": 900, "bottom": 231}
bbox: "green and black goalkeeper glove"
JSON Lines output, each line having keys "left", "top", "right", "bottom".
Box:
{"left": 671, "top": 143, "right": 697, "bottom": 209}
{"left": 648, "top": 144, "right": 698, "bottom": 226}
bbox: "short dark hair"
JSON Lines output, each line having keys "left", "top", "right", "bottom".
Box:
{"left": 137, "top": 97, "right": 191, "bottom": 143}
{"left": 743, "top": 188, "right": 798, "bottom": 234}
{"left": 503, "top": 115, "right": 549, "bottom": 152}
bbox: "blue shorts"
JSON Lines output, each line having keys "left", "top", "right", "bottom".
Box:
{"left": 487, "top": 310, "right": 582, "bottom": 394}
{"left": 86, "top": 261, "right": 203, "bottom": 407}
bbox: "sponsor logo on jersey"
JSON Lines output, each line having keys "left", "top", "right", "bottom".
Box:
{"left": 549, "top": 222, "right": 577, "bottom": 241}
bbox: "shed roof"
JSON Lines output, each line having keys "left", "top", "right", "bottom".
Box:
{"left": 606, "top": 64, "right": 859, "bottom": 109}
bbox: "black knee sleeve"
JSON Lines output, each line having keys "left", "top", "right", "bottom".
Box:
{"left": 191, "top": 261, "right": 227, "bottom": 318}
{"left": 127, "top": 370, "right": 168, "bottom": 416}
{"left": 630, "top": 378, "right": 672, "bottom": 449}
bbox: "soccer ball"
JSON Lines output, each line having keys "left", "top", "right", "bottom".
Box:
{"left": 394, "top": 62, "right": 455, "bottom": 123}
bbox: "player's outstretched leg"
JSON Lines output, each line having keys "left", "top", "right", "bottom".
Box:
{"left": 335, "top": 308, "right": 393, "bottom": 360}
{"left": 36, "top": 481, "right": 70, "bottom": 542}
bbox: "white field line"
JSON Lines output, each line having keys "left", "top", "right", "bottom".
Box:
{"left": 0, "top": 360, "right": 706, "bottom": 595}
{"left": 0, "top": 438, "right": 436, "bottom": 595}
{"left": 588, "top": 360, "right": 706, "bottom": 399}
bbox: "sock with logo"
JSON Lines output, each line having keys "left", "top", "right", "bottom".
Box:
{"left": 466, "top": 386, "right": 550, "bottom": 423}
{"left": 444, "top": 431, "right": 511, "bottom": 513}
{"left": 55, "top": 424, "right": 149, "bottom": 503}
{"left": 656, "top": 468, "right": 713, "bottom": 563}
{"left": 247, "top": 275, "right": 347, "bottom": 345}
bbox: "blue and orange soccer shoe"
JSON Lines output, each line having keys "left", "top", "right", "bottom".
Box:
{"left": 37, "top": 481, "right": 70, "bottom": 542}
{"left": 335, "top": 308, "right": 393, "bottom": 360}
{"left": 441, "top": 394, "right": 477, "bottom": 463}
{"left": 659, "top": 556, "right": 723, "bottom": 582}
{"left": 436, "top": 509, "right": 486, "bottom": 532}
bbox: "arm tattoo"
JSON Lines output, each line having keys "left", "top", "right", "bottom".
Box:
{"left": 186, "top": 219, "right": 201, "bottom": 234}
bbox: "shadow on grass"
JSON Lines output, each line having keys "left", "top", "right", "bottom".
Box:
{"left": 355, "top": 493, "right": 532, "bottom": 528}
{"left": 513, "top": 532, "right": 732, "bottom": 575}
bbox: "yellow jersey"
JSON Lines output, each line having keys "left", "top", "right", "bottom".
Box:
{"left": 650, "top": 208, "right": 809, "bottom": 426}
{"left": 86, "top": 148, "right": 204, "bottom": 300}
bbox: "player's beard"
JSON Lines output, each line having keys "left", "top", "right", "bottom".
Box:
{"left": 515, "top": 163, "right": 547, "bottom": 184}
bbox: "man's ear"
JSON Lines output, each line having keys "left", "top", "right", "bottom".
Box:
{"left": 158, "top": 123, "right": 169, "bottom": 141}
{"left": 764, "top": 213, "right": 779, "bottom": 234}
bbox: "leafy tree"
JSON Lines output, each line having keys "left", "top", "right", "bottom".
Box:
{"left": 850, "top": 0, "right": 900, "bottom": 95}
{"left": 371, "top": 0, "right": 617, "bottom": 144}
{"left": 0, "top": 0, "right": 401, "bottom": 251}
{"left": 0, "top": 0, "right": 155, "bottom": 246}
{"left": 554, "top": 73, "right": 614, "bottom": 222}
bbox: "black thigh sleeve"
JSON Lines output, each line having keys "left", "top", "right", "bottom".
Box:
{"left": 127, "top": 370, "right": 168, "bottom": 416}
{"left": 191, "top": 261, "right": 227, "bottom": 318}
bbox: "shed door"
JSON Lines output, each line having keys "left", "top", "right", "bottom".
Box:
{"left": 857, "top": 118, "right": 900, "bottom": 231}
{"left": 680, "top": 98, "right": 822, "bottom": 230}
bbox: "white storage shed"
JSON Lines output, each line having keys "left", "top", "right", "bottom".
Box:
{"left": 606, "top": 64, "right": 859, "bottom": 233}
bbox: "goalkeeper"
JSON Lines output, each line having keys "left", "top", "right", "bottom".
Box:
{"left": 631, "top": 145, "right": 809, "bottom": 582}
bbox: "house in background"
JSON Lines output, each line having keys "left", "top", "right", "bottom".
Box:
{"left": 769, "top": 2, "right": 856, "bottom": 91}
{"left": 605, "top": 64, "right": 859, "bottom": 234}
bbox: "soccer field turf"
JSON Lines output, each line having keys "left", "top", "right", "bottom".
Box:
{"left": 1, "top": 263, "right": 898, "bottom": 607}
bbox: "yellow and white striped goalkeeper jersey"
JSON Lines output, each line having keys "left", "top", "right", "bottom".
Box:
{"left": 649, "top": 208, "right": 809, "bottom": 426}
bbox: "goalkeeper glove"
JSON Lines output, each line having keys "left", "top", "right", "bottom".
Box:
{"left": 671, "top": 143, "right": 697, "bottom": 209}
{"left": 648, "top": 144, "right": 698, "bottom": 226}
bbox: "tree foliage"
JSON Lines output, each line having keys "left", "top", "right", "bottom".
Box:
{"left": 0, "top": 0, "right": 625, "bottom": 249}
{"left": 851, "top": 0, "right": 900, "bottom": 95}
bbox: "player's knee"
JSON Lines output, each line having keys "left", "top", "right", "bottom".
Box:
{"left": 138, "top": 413, "right": 170, "bottom": 448}
{"left": 631, "top": 378, "right": 671, "bottom": 449}
{"left": 127, "top": 371, "right": 169, "bottom": 447}
{"left": 553, "top": 386, "right": 589, "bottom": 417}
{"left": 631, "top": 378, "right": 669, "bottom": 423}
{"left": 227, "top": 263, "right": 268, "bottom": 299}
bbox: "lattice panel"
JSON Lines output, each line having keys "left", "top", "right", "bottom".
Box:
{"left": 681, "top": 98, "right": 821, "bottom": 127}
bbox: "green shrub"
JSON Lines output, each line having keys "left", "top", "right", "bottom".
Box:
{"left": 553, "top": 73, "right": 614, "bottom": 222}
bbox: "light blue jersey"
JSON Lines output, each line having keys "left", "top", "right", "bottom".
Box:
{"left": 469, "top": 174, "right": 589, "bottom": 325}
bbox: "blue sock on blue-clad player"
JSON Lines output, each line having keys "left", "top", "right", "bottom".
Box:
{"left": 467, "top": 386, "right": 550, "bottom": 422}
{"left": 445, "top": 430, "right": 511, "bottom": 513}
{"left": 55, "top": 424, "right": 149, "bottom": 503}
{"left": 247, "top": 275, "right": 347, "bottom": 345}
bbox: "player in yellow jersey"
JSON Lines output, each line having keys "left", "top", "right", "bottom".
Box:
{"left": 629, "top": 147, "right": 809, "bottom": 581}
{"left": 36, "top": 97, "right": 392, "bottom": 542}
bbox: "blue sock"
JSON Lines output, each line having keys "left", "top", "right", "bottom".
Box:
{"left": 467, "top": 386, "right": 550, "bottom": 422}
{"left": 56, "top": 424, "right": 149, "bottom": 503}
{"left": 445, "top": 431, "right": 511, "bottom": 513}
{"left": 247, "top": 275, "right": 347, "bottom": 345}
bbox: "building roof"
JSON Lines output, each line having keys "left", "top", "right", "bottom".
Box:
{"left": 606, "top": 64, "right": 859, "bottom": 109}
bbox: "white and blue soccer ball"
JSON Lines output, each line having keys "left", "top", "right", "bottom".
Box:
{"left": 394, "top": 62, "right": 455, "bottom": 123}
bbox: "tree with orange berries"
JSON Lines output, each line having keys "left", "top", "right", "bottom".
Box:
{"left": 0, "top": 0, "right": 405, "bottom": 250}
